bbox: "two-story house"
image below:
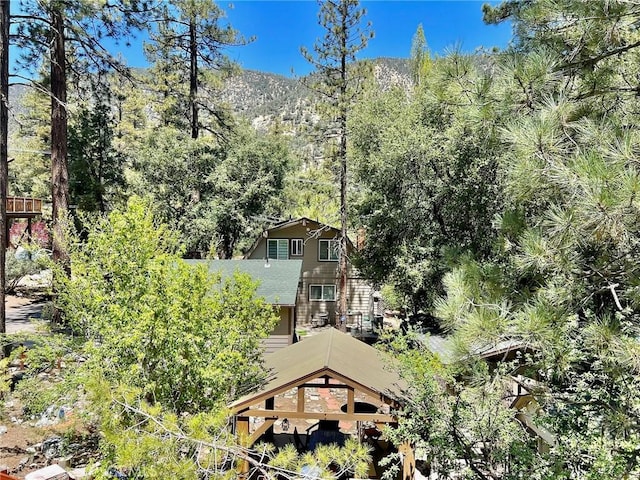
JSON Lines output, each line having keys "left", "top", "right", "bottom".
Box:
{"left": 244, "top": 217, "right": 374, "bottom": 326}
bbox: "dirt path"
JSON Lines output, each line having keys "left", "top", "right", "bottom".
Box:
{"left": 5, "top": 295, "right": 46, "bottom": 334}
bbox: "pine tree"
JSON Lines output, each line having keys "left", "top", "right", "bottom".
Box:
{"left": 301, "top": 0, "right": 373, "bottom": 330}
{"left": 11, "top": 0, "right": 150, "bottom": 268}
{"left": 409, "top": 24, "right": 431, "bottom": 87}
{"left": 0, "top": 0, "right": 8, "bottom": 334}
{"left": 144, "top": 0, "right": 247, "bottom": 139}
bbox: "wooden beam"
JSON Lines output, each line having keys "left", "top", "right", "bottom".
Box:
{"left": 299, "top": 383, "right": 351, "bottom": 389}
{"left": 297, "top": 387, "right": 305, "bottom": 412}
{"left": 243, "top": 410, "right": 396, "bottom": 423}
{"left": 346, "top": 387, "right": 354, "bottom": 414}
{"left": 249, "top": 419, "right": 276, "bottom": 445}
{"left": 229, "top": 367, "right": 401, "bottom": 414}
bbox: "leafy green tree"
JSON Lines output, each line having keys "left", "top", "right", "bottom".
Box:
{"left": 53, "top": 197, "right": 370, "bottom": 478}
{"left": 131, "top": 126, "right": 291, "bottom": 258}
{"left": 59, "top": 197, "right": 278, "bottom": 411}
{"left": 301, "top": 0, "right": 373, "bottom": 328}
{"left": 351, "top": 53, "right": 504, "bottom": 312}
{"left": 282, "top": 166, "right": 340, "bottom": 226}
{"left": 379, "top": 334, "right": 545, "bottom": 480}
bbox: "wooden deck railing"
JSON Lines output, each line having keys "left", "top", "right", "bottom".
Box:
{"left": 6, "top": 196, "right": 43, "bottom": 215}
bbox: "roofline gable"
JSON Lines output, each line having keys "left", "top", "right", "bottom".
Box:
{"left": 244, "top": 217, "right": 353, "bottom": 259}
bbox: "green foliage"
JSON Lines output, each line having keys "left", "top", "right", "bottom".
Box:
{"left": 379, "top": 284, "right": 405, "bottom": 312}
{"left": 5, "top": 248, "right": 47, "bottom": 293}
{"left": 0, "top": 357, "right": 10, "bottom": 402}
{"left": 85, "top": 376, "right": 371, "bottom": 480}
{"left": 301, "top": 0, "right": 373, "bottom": 113}
{"left": 9, "top": 88, "right": 51, "bottom": 199}
{"left": 58, "top": 197, "right": 278, "bottom": 412}
{"left": 351, "top": 54, "right": 504, "bottom": 311}
{"left": 428, "top": 1, "right": 640, "bottom": 477}
{"left": 281, "top": 165, "right": 340, "bottom": 226}
{"left": 68, "top": 102, "right": 126, "bottom": 213}
{"left": 144, "top": 0, "right": 246, "bottom": 137}
{"left": 2, "top": 334, "right": 85, "bottom": 416}
{"left": 379, "top": 333, "right": 543, "bottom": 479}
{"left": 131, "top": 126, "right": 292, "bottom": 258}
{"left": 409, "top": 24, "right": 431, "bottom": 87}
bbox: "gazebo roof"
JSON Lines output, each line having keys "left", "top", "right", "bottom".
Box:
{"left": 230, "top": 328, "right": 406, "bottom": 413}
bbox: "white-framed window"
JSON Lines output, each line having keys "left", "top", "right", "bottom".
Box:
{"left": 319, "top": 239, "right": 339, "bottom": 261}
{"left": 291, "top": 238, "right": 303, "bottom": 256}
{"left": 267, "top": 239, "right": 289, "bottom": 259}
{"left": 309, "top": 284, "right": 336, "bottom": 301}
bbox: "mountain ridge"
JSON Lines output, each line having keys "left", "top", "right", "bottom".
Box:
{"left": 8, "top": 57, "right": 412, "bottom": 140}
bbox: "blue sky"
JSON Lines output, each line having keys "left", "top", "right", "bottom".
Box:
{"left": 9, "top": 1, "right": 513, "bottom": 79}
{"left": 218, "top": 1, "right": 512, "bottom": 76}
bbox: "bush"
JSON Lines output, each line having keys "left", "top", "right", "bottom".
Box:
{"left": 6, "top": 247, "right": 49, "bottom": 293}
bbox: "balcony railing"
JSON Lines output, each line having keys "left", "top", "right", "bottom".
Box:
{"left": 6, "top": 196, "right": 43, "bottom": 216}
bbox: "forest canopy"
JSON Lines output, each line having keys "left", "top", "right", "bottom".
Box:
{"left": 3, "top": 0, "right": 640, "bottom": 478}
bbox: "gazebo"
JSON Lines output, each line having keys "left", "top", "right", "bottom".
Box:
{"left": 229, "top": 329, "right": 415, "bottom": 479}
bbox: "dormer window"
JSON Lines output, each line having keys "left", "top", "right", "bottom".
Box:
{"left": 319, "top": 239, "right": 339, "bottom": 261}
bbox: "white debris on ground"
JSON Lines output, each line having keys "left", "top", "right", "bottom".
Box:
{"left": 17, "top": 270, "right": 52, "bottom": 289}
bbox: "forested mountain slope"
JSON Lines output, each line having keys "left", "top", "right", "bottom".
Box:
{"left": 8, "top": 57, "right": 410, "bottom": 138}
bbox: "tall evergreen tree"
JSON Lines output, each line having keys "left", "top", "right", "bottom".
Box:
{"left": 144, "top": 0, "right": 246, "bottom": 139}
{"left": 68, "top": 102, "right": 126, "bottom": 213}
{"left": 0, "top": 0, "right": 8, "bottom": 334}
{"left": 301, "top": 0, "right": 373, "bottom": 329}
{"left": 409, "top": 24, "right": 431, "bottom": 87}
{"left": 11, "top": 0, "right": 150, "bottom": 267}
{"left": 429, "top": 1, "right": 640, "bottom": 476}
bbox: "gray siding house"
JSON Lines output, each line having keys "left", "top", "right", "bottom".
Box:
{"left": 244, "top": 217, "right": 374, "bottom": 326}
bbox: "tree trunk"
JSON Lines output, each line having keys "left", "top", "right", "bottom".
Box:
{"left": 337, "top": 1, "right": 348, "bottom": 332}
{"left": 0, "top": 0, "right": 9, "bottom": 335}
{"left": 51, "top": 4, "right": 69, "bottom": 269}
{"left": 189, "top": 19, "right": 198, "bottom": 139}
{"left": 338, "top": 121, "right": 348, "bottom": 332}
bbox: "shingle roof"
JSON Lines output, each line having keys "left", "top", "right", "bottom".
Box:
{"left": 230, "top": 328, "right": 406, "bottom": 411}
{"left": 420, "top": 334, "right": 532, "bottom": 364}
{"left": 185, "top": 259, "right": 302, "bottom": 306}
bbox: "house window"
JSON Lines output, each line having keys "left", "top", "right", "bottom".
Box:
{"left": 267, "top": 239, "right": 289, "bottom": 259}
{"left": 309, "top": 285, "right": 336, "bottom": 301}
{"left": 319, "top": 239, "right": 339, "bottom": 261}
{"left": 291, "top": 238, "right": 303, "bottom": 256}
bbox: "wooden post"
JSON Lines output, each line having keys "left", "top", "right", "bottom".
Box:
{"left": 236, "top": 416, "right": 250, "bottom": 476}
{"left": 265, "top": 397, "right": 274, "bottom": 441}
{"left": 346, "top": 387, "right": 354, "bottom": 414}
{"left": 297, "top": 387, "right": 305, "bottom": 412}
{"left": 399, "top": 442, "right": 415, "bottom": 480}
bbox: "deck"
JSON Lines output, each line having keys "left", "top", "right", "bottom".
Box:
{"left": 6, "top": 197, "right": 43, "bottom": 218}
